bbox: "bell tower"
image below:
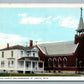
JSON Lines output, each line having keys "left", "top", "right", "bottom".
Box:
{"left": 75, "top": 8, "right": 84, "bottom": 72}
{"left": 75, "top": 8, "right": 84, "bottom": 44}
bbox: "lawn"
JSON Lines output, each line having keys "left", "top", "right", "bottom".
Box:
{"left": 0, "top": 73, "right": 82, "bottom": 76}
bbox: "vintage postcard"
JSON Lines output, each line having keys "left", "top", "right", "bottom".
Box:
{"left": 0, "top": 3, "right": 84, "bottom": 81}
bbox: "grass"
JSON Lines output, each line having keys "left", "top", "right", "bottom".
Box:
{"left": 0, "top": 73, "right": 82, "bottom": 76}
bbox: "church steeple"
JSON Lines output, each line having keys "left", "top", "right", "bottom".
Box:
{"left": 76, "top": 7, "right": 84, "bottom": 33}
{"left": 75, "top": 8, "right": 84, "bottom": 44}
{"left": 81, "top": 7, "right": 83, "bottom": 17}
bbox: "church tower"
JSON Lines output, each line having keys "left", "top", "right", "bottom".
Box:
{"left": 75, "top": 8, "right": 84, "bottom": 44}
{"left": 75, "top": 8, "right": 84, "bottom": 72}
{"left": 76, "top": 8, "right": 84, "bottom": 33}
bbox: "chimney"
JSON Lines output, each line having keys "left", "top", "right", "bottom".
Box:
{"left": 7, "top": 43, "right": 9, "bottom": 49}
{"left": 30, "top": 40, "right": 33, "bottom": 47}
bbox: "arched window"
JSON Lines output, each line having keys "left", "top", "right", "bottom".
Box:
{"left": 63, "top": 57, "right": 67, "bottom": 66}
{"left": 79, "top": 61, "right": 82, "bottom": 67}
{"left": 58, "top": 58, "right": 62, "bottom": 66}
{"left": 53, "top": 58, "right": 57, "bottom": 67}
{"left": 76, "top": 58, "right": 78, "bottom": 67}
{"left": 48, "top": 58, "right": 53, "bottom": 67}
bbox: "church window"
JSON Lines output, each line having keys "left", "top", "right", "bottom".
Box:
{"left": 79, "top": 61, "right": 82, "bottom": 67}
{"left": 48, "top": 58, "right": 53, "bottom": 67}
{"left": 63, "top": 57, "right": 67, "bottom": 66}
{"left": 58, "top": 58, "right": 62, "bottom": 66}
{"left": 53, "top": 58, "right": 57, "bottom": 67}
{"left": 76, "top": 58, "right": 78, "bottom": 67}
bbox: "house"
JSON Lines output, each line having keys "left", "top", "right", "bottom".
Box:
{"left": 0, "top": 40, "right": 44, "bottom": 73}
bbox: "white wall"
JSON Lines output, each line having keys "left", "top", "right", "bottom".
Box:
{"left": 0, "top": 49, "right": 19, "bottom": 71}
{"left": 26, "top": 47, "right": 39, "bottom": 58}
{"left": 18, "top": 50, "right": 27, "bottom": 59}
{"left": 18, "top": 47, "right": 39, "bottom": 59}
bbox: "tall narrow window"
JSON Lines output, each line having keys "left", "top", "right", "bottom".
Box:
{"left": 20, "top": 62, "right": 23, "bottom": 66}
{"left": 1, "top": 61, "right": 5, "bottom": 67}
{"left": 76, "top": 58, "right": 78, "bottom": 67}
{"left": 63, "top": 58, "right": 67, "bottom": 66}
{"left": 48, "top": 58, "right": 53, "bottom": 68}
{"left": 79, "top": 61, "right": 82, "bottom": 67}
{"left": 33, "top": 53, "right": 35, "bottom": 57}
{"left": 58, "top": 58, "right": 62, "bottom": 67}
{"left": 2, "top": 52, "right": 4, "bottom": 58}
{"left": 12, "top": 61, "right": 14, "bottom": 65}
{"left": 21, "top": 51, "right": 23, "bottom": 55}
{"left": 8, "top": 61, "right": 10, "bottom": 67}
{"left": 11, "top": 51, "right": 13, "bottom": 57}
{"left": 53, "top": 58, "right": 57, "bottom": 67}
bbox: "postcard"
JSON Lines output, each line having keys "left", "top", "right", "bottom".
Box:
{"left": 0, "top": 3, "right": 84, "bottom": 81}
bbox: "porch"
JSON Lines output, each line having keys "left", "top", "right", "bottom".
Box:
{"left": 18, "top": 58, "right": 44, "bottom": 73}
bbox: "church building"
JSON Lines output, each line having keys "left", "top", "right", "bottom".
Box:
{"left": 37, "top": 8, "right": 84, "bottom": 73}
{"left": 0, "top": 8, "right": 84, "bottom": 74}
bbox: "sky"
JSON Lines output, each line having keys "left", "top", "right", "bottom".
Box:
{"left": 0, "top": 7, "right": 82, "bottom": 48}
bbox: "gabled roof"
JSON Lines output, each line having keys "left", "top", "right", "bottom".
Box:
{"left": 0, "top": 45, "right": 35, "bottom": 51}
{"left": 25, "top": 46, "right": 35, "bottom": 50}
{"left": 37, "top": 41, "right": 78, "bottom": 56}
{"left": 0, "top": 45, "right": 25, "bottom": 51}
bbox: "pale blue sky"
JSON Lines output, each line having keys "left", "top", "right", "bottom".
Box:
{"left": 0, "top": 7, "right": 82, "bottom": 47}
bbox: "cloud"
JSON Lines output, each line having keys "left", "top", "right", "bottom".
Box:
{"left": 18, "top": 13, "right": 53, "bottom": 24}
{"left": 47, "top": 16, "right": 52, "bottom": 19}
{"left": 53, "top": 16, "right": 61, "bottom": 20}
{"left": 0, "top": 33, "right": 43, "bottom": 49}
{"left": 38, "top": 40, "right": 64, "bottom": 44}
{"left": 0, "top": 33, "right": 29, "bottom": 48}
{"left": 20, "top": 17, "right": 46, "bottom": 24}
{"left": 18, "top": 14, "right": 78, "bottom": 28}
{"left": 53, "top": 16, "right": 78, "bottom": 28}
{"left": 46, "top": 21, "right": 51, "bottom": 24}
{"left": 18, "top": 13, "right": 27, "bottom": 17}
{"left": 34, "top": 38, "right": 42, "bottom": 42}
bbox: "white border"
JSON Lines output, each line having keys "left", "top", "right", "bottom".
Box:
{"left": 0, "top": 3, "right": 84, "bottom": 81}
{"left": 0, "top": 3, "right": 84, "bottom": 7}
{"left": 0, "top": 76, "right": 84, "bottom": 81}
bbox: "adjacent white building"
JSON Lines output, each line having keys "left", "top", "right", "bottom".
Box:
{"left": 0, "top": 43, "right": 44, "bottom": 74}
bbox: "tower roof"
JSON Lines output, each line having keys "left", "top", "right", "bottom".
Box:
{"left": 77, "top": 8, "right": 84, "bottom": 33}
